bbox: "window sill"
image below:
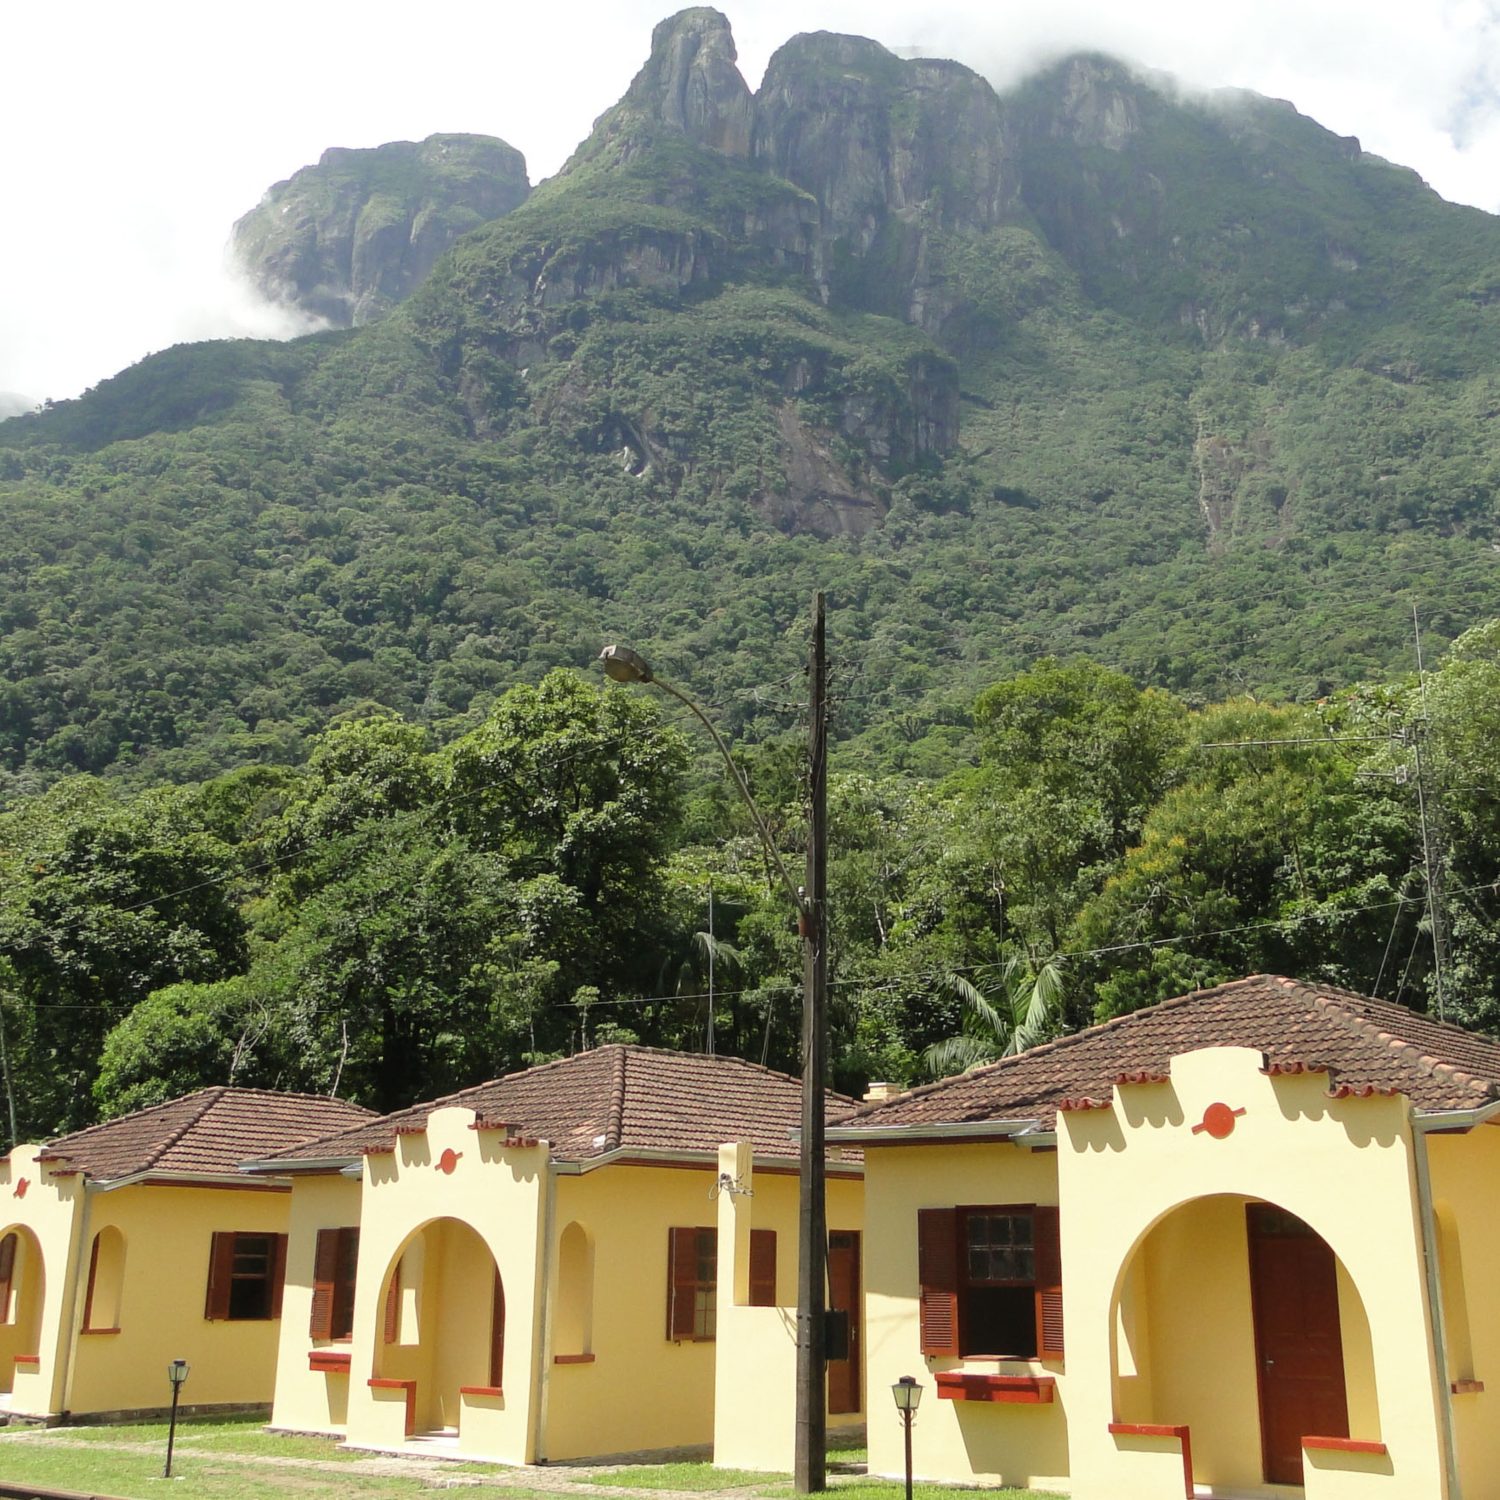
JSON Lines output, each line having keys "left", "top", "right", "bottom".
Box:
{"left": 310, "top": 1351, "right": 352, "bottom": 1373}
{"left": 459, "top": 1385, "right": 504, "bottom": 1399}
{"left": 13, "top": 1354, "right": 40, "bottom": 1368}
{"left": 935, "top": 1373, "right": 1055, "bottom": 1404}
{"left": 1452, "top": 1379, "right": 1485, "bottom": 1395}
{"left": 81, "top": 1327, "right": 122, "bottom": 1337}
{"left": 554, "top": 1353, "right": 596, "bottom": 1365}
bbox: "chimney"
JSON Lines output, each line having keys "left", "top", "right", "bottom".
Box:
{"left": 863, "top": 1081, "right": 903, "bottom": 1104}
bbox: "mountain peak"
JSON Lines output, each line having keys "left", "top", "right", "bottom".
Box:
{"left": 576, "top": 6, "right": 752, "bottom": 168}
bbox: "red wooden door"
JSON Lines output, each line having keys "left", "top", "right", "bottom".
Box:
{"left": 827, "top": 1231, "right": 861, "bottom": 1414}
{"left": 1247, "top": 1205, "right": 1349, "bottom": 1486}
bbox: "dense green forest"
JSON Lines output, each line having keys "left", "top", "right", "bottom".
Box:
{"left": 2, "top": 633, "right": 1497, "bottom": 1142}
{"left": 4, "top": 10, "right": 1500, "bottom": 1134}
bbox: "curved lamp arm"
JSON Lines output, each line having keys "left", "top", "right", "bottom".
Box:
{"left": 599, "top": 644, "right": 807, "bottom": 919}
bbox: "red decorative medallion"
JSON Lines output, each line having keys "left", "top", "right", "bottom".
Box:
{"left": 1192, "top": 1102, "right": 1246, "bottom": 1140}
{"left": 13, "top": 1177, "right": 28, "bottom": 1198}
{"left": 436, "top": 1148, "right": 462, "bottom": 1175}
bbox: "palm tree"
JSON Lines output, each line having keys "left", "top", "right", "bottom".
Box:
{"left": 921, "top": 957, "right": 1064, "bottom": 1079}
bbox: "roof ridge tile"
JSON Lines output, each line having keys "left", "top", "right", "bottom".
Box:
{"left": 1300, "top": 984, "right": 1497, "bottom": 1103}
{"left": 143, "top": 1086, "right": 230, "bottom": 1171}
{"left": 607, "top": 1046, "right": 627, "bottom": 1151}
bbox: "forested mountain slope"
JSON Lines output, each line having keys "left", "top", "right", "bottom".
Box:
{"left": 3, "top": 7, "right": 1500, "bottom": 794}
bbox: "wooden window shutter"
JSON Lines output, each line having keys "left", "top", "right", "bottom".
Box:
{"left": 749, "top": 1229, "right": 777, "bottom": 1307}
{"left": 667, "top": 1227, "right": 698, "bottom": 1339}
{"left": 917, "top": 1208, "right": 960, "bottom": 1357}
{"left": 331, "top": 1227, "right": 360, "bottom": 1340}
{"left": 204, "top": 1232, "right": 235, "bottom": 1321}
{"left": 383, "top": 1259, "right": 401, "bottom": 1344}
{"left": 269, "top": 1233, "right": 289, "bottom": 1320}
{"left": 489, "top": 1269, "right": 506, "bottom": 1388}
{"left": 82, "top": 1233, "right": 102, "bottom": 1331}
{"left": 310, "top": 1228, "right": 340, "bottom": 1340}
{"left": 1033, "top": 1205, "right": 1064, "bottom": 1361}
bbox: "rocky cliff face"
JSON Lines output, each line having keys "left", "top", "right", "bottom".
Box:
{"left": 566, "top": 7, "right": 753, "bottom": 171}
{"left": 232, "top": 134, "right": 531, "bottom": 327}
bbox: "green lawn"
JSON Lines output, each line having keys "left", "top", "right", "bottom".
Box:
{"left": 583, "top": 1462, "right": 1060, "bottom": 1499}
{"left": 584, "top": 1465, "right": 774, "bottom": 1490}
{"left": 0, "top": 1419, "right": 1063, "bottom": 1500}
{"left": 0, "top": 1439, "right": 431, "bottom": 1500}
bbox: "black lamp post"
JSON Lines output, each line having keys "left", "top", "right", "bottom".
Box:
{"left": 892, "top": 1375, "right": 923, "bottom": 1500}
{"left": 164, "top": 1358, "right": 190, "bottom": 1477}
{"left": 601, "top": 605, "right": 830, "bottom": 1495}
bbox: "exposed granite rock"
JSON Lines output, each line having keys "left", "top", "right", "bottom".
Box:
{"left": 1044, "top": 55, "right": 1142, "bottom": 151}
{"left": 232, "top": 134, "right": 530, "bottom": 327}
{"left": 567, "top": 6, "right": 753, "bottom": 169}
{"left": 754, "top": 34, "right": 1017, "bottom": 237}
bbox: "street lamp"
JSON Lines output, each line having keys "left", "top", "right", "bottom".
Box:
{"left": 892, "top": 1376, "right": 923, "bottom": 1500}
{"left": 600, "top": 601, "right": 829, "bottom": 1496}
{"left": 164, "top": 1358, "right": 191, "bottom": 1477}
{"left": 598, "top": 645, "right": 805, "bottom": 917}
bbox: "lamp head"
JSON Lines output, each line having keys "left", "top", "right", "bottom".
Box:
{"left": 892, "top": 1374, "right": 922, "bottom": 1412}
{"left": 599, "top": 644, "right": 654, "bottom": 684}
{"left": 167, "top": 1358, "right": 191, "bottom": 1387}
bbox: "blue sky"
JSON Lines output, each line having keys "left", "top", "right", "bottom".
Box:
{"left": 4, "top": 0, "right": 1499, "bottom": 404}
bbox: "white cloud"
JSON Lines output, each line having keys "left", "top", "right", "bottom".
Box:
{"left": 3, "top": 1, "right": 1500, "bottom": 402}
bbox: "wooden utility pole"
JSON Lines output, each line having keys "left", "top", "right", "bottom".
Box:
{"left": 795, "top": 591, "right": 829, "bottom": 1494}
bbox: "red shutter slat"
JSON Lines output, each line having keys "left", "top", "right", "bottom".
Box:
{"left": 1033, "top": 1206, "right": 1064, "bottom": 1361}
{"left": 0, "top": 1232, "right": 15, "bottom": 1319}
{"left": 918, "top": 1208, "right": 960, "bottom": 1357}
{"left": 204, "top": 1232, "right": 235, "bottom": 1321}
{"left": 83, "top": 1233, "right": 101, "bottom": 1331}
{"left": 270, "top": 1233, "right": 289, "bottom": 1320}
{"left": 749, "top": 1229, "right": 777, "bottom": 1307}
{"left": 667, "top": 1227, "right": 698, "bottom": 1339}
{"left": 489, "top": 1269, "right": 506, "bottom": 1388}
{"left": 310, "top": 1228, "right": 339, "bottom": 1340}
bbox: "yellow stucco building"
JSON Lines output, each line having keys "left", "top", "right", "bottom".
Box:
{"left": 0, "top": 1087, "right": 373, "bottom": 1423}
{"left": 245, "top": 1044, "right": 864, "bottom": 1465}
{"left": 831, "top": 975, "right": 1500, "bottom": 1500}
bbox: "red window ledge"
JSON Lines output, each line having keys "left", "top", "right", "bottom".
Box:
{"left": 1302, "top": 1436, "right": 1388, "bottom": 1457}
{"left": 309, "top": 1350, "right": 352, "bottom": 1373}
{"left": 554, "top": 1352, "right": 596, "bottom": 1365}
{"left": 936, "top": 1373, "right": 1055, "bottom": 1404}
{"left": 459, "top": 1385, "right": 504, "bottom": 1399}
{"left": 12, "top": 1354, "right": 40, "bottom": 1368}
{"left": 1452, "top": 1379, "right": 1485, "bottom": 1395}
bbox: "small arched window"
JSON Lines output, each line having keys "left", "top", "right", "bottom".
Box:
{"left": 555, "top": 1221, "right": 593, "bottom": 1358}
{"left": 84, "top": 1226, "right": 126, "bottom": 1332}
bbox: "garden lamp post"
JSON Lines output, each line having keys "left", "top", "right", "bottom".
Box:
{"left": 892, "top": 1375, "right": 923, "bottom": 1500}
{"left": 164, "top": 1358, "right": 190, "bottom": 1477}
{"left": 600, "top": 596, "right": 829, "bottom": 1494}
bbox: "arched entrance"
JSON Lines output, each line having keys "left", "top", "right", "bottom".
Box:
{"left": 374, "top": 1217, "right": 503, "bottom": 1437}
{"left": 1109, "top": 1195, "right": 1378, "bottom": 1491}
{"left": 0, "top": 1226, "right": 45, "bottom": 1395}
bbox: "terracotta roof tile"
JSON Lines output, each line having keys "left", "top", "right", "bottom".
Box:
{"left": 836, "top": 975, "right": 1500, "bottom": 1133}
{"left": 262, "top": 1046, "right": 854, "bottom": 1167}
{"left": 36, "top": 1088, "right": 376, "bottom": 1181}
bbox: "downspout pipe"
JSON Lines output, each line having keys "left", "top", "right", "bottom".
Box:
{"left": 57, "top": 1179, "right": 94, "bottom": 1418}
{"left": 529, "top": 1161, "right": 559, "bottom": 1463}
{"left": 1411, "top": 1101, "right": 1500, "bottom": 1500}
